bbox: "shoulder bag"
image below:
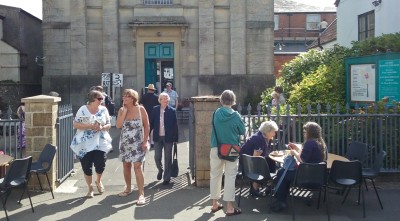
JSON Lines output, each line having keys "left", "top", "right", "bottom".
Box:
{"left": 171, "top": 142, "right": 179, "bottom": 177}
{"left": 212, "top": 111, "right": 241, "bottom": 162}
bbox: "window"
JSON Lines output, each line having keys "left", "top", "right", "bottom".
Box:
{"left": 143, "top": 0, "right": 172, "bottom": 5}
{"left": 274, "top": 15, "right": 279, "bottom": 31}
{"left": 358, "top": 11, "right": 375, "bottom": 41}
{"left": 306, "top": 14, "right": 320, "bottom": 31}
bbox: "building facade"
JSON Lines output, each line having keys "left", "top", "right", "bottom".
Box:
{"left": 335, "top": 0, "right": 400, "bottom": 47}
{"left": 42, "top": 0, "right": 275, "bottom": 110}
{"left": 0, "top": 5, "right": 43, "bottom": 115}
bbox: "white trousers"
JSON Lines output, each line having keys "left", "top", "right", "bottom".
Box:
{"left": 209, "top": 148, "right": 238, "bottom": 202}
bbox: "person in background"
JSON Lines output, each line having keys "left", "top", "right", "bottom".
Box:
{"left": 140, "top": 84, "right": 159, "bottom": 149}
{"left": 70, "top": 90, "right": 112, "bottom": 198}
{"left": 272, "top": 86, "right": 286, "bottom": 106}
{"left": 319, "top": 19, "right": 328, "bottom": 33}
{"left": 210, "top": 90, "right": 245, "bottom": 216}
{"left": 149, "top": 92, "right": 178, "bottom": 185}
{"left": 271, "top": 121, "right": 327, "bottom": 212}
{"left": 116, "top": 89, "right": 149, "bottom": 205}
{"left": 164, "top": 82, "right": 179, "bottom": 109}
{"left": 240, "top": 121, "right": 279, "bottom": 197}
{"left": 16, "top": 102, "right": 26, "bottom": 149}
{"left": 92, "top": 85, "right": 115, "bottom": 116}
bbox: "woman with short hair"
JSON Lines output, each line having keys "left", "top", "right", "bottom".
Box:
{"left": 210, "top": 90, "right": 246, "bottom": 216}
{"left": 70, "top": 90, "right": 112, "bottom": 198}
{"left": 240, "top": 120, "right": 279, "bottom": 197}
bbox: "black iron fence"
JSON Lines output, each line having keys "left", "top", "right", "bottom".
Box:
{"left": 237, "top": 103, "right": 400, "bottom": 172}
{"left": 56, "top": 104, "right": 74, "bottom": 183}
{"left": 0, "top": 119, "right": 24, "bottom": 159}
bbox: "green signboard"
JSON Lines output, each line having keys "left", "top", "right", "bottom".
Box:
{"left": 378, "top": 59, "right": 400, "bottom": 101}
{"left": 345, "top": 53, "right": 400, "bottom": 106}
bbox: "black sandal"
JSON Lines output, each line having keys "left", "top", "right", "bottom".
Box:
{"left": 226, "top": 208, "right": 242, "bottom": 216}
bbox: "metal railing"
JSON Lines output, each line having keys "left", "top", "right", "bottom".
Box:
{"left": 0, "top": 119, "right": 24, "bottom": 159}
{"left": 56, "top": 104, "right": 75, "bottom": 183}
{"left": 237, "top": 103, "right": 400, "bottom": 172}
{"left": 143, "top": 0, "right": 172, "bottom": 5}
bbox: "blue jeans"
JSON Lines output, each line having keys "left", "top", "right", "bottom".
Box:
{"left": 154, "top": 136, "right": 173, "bottom": 181}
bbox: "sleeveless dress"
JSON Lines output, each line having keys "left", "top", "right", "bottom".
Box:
{"left": 119, "top": 118, "right": 146, "bottom": 163}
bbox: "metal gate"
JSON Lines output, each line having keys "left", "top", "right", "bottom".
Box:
{"left": 56, "top": 104, "right": 74, "bottom": 183}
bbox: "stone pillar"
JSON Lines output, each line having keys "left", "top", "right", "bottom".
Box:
{"left": 191, "top": 96, "right": 220, "bottom": 187}
{"left": 23, "top": 95, "right": 61, "bottom": 190}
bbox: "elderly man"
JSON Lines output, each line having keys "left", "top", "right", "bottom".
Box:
{"left": 164, "top": 82, "right": 179, "bottom": 109}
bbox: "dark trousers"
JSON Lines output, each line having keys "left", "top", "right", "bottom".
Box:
{"left": 80, "top": 150, "right": 106, "bottom": 176}
{"left": 274, "top": 168, "right": 295, "bottom": 203}
{"left": 154, "top": 136, "right": 173, "bottom": 181}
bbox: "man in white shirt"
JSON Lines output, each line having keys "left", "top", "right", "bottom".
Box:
{"left": 319, "top": 19, "right": 328, "bottom": 33}
{"left": 164, "top": 82, "right": 179, "bottom": 109}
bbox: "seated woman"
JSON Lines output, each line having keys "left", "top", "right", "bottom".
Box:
{"left": 240, "top": 121, "right": 279, "bottom": 197}
{"left": 271, "top": 121, "right": 328, "bottom": 212}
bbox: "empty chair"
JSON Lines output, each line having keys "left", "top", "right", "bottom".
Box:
{"left": 30, "top": 144, "right": 57, "bottom": 199}
{"left": 238, "top": 154, "right": 273, "bottom": 207}
{"left": 0, "top": 156, "right": 34, "bottom": 221}
{"left": 363, "top": 150, "right": 386, "bottom": 209}
{"left": 291, "top": 163, "right": 329, "bottom": 221}
{"left": 346, "top": 142, "right": 367, "bottom": 164}
{"left": 329, "top": 160, "right": 365, "bottom": 218}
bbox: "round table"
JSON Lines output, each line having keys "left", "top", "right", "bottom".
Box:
{"left": 268, "top": 152, "right": 348, "bottom": 169}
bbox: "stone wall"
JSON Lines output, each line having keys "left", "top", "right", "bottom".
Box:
{"left": 191, "top": 96, "right": 220, "bottom": 187}
{"left": 23, "top": 95, "right": 61, "bottom": 190}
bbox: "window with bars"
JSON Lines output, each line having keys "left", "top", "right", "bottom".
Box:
{"left": 143, "top": 0, "right": 172, "bottom": 5}
{"left": 358, "top": 11, "right": 375, "bottom": 41}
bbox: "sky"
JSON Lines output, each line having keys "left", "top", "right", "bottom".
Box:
{"left": 0, "top": 0, "right": 42, "bottom": 19}
{"left": 0, "top": 0, "right": 334, "bottom": 21}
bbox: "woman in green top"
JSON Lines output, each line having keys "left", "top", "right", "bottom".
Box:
{"left": 210, "top": 90, "right": 246, "bottom": 216}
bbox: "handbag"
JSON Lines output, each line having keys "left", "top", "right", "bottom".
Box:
{"left": 212, "top": 111, "right": 241, "bottom": 162}
{"left": 171, "top": 142, "right": 179, "bottom": 177}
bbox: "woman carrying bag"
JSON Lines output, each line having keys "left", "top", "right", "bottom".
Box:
{"left": 209, "top": 90, "right": 246, "bottom": 216}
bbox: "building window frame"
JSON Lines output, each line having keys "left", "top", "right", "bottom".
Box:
{"left": 274, "top": 15, "right": 279, "bottom": 31}
{"left": 306, "top": 14, "right": 321, "bottom": 31}
{"left": 143, "top": 0, "right": 172, "bottom": 5}
{"left": 358, "top": 10, "right": 375, "bottom": 41}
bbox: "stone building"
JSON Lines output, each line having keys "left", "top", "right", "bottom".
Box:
{"left": 42, "top": 0, "right": 275, "bottom": 111}
{"left": 0, "top": 5, "right": 43, "bottom": 116}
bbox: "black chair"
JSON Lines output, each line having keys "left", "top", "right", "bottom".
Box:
{"left": 238, "top": 154, "right": 274, "bottom": 207}
{"left": 291, "top": 163, "right": 329, "bottom": 221}
{"left": 329, "top": 160, "right": 365, "bottom": 218}
{"left": 30, "top": 144, "right": 57, "bottom": 199}
{"left": 363, "top": 150, "right": 386, "bottom": 209}
{"left": 0, "top": 156, "right": 34, "bottom": 221}
{"left": 346, "top": 142, "right": 367, "bottom": 163}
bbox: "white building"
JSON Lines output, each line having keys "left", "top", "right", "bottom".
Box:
{"left": 335, "top": 0, "right": 400, "bottom": 47}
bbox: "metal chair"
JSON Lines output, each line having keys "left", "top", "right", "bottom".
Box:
{"left": 362, "top": 150, "right": 386, "bottom": 209}
{"left": 238, "top": 154, "right": 274, "bottom": 207}
{"left": 346, "top": 141, "right": 368, "bottom": 164}
{"left": 0, "top": 156, "right": 34, "bottom": 221}
{"left": 291, "top": 163, "right": 329, "bottom": 221}
{"left": 329, "top": 160, "right": 365, "bottom": 218}
{"left": 30, "top": 144, "right": 57, "bottom": 199}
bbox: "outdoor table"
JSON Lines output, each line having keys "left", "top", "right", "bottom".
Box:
{"left": 268, "top": 151, "right": 348, "bottom": 169}
{"left": 0, "top": 154, "right": 14, "bottom": 178}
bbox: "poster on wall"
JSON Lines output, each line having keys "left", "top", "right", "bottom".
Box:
{"left": 378, "top": 59, "right": 400, "bottom": 102}
{"left": 350, "top": 64, "right": 376, "bottom": 102}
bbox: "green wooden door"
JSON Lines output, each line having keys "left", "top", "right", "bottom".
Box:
{"left": 144, "top": 43, "right": 174, "bottom": 92}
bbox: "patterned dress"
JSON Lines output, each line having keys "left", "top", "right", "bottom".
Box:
{"left": 119, "top": 119, "right": 146, "bottom": 163}
{"left": 70, "top": 105, "right": 112, "bottom": 159}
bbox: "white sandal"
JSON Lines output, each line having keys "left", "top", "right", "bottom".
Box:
{"left": 137, "top": 196, "right": 146, "bottom": 205}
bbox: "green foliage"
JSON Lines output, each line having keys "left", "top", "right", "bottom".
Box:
{"left": 260, "top": 33, "right": 400, "bottom": 114}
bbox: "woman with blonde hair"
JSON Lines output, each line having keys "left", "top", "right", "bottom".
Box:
{"left": 116, "top": 89, "right": 150, "bottom": 205}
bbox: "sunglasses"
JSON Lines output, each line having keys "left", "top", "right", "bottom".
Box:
{"left": 97, "top": 97, "right": 103, "bottom": 101}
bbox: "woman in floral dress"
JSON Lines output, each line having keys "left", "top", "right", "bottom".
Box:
{"left": 116, "top": 89, "right": 150, "bottom": 205}
{"left": 70, "top": 90, "right": 112, "bottom": 198}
